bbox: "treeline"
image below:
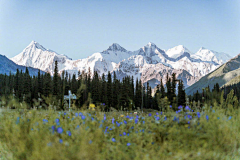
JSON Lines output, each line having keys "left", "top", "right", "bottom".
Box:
{"left": 0, "top": 61, "right": 185, "bottom": 111}
{"left": 187, "top": 83, "right": 240, "bottom": 109}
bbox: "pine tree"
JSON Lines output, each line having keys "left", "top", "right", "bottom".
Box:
{"left": 53, "top": 61, "right": 59, "bottom": 96}
{"left": 101, "top": 73, "right": 107, "bottom": 105}
{"left": 107, "top": 71, "right": 112, "bottom": 110}
{"left": 43, "top": 72, "right": 52, "bottom": 97}
{"left": 171, "top": 73, "right": 177, "bottom": 103}
{"left": 37, "top": 69, "right": 42, "bottom": 96}
{"left": 160, "top": 78, "right": 165, "bottom": 98}
{"left": 112, "top": 71, "right": 118, "bottom": 109}
{"left": 14, "top": 69, "right": 20, "bottom": 99}
{"left": 166, "top": 73, "right": 172, "bottom": 103}
{"left": 177, "top": 80, "right": 186, "bottom": 107}
{"left": 216, "top": 83, "right": 220, "bottom": 93}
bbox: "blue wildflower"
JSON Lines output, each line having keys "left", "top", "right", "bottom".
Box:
{"left": 103, "top": 103, "right": 105, "bottom": 106}
{"left": 185, "top": 106, "right": 190, "bottom": 111}
{"left": 57, "top": 127, "right": 63, "bottom": 134}
{"left": 187, "top": 115, "right": 192, "bottom": 120}
{"left": 123, "top": 132, "right": 126, "bottom": 136}
{"left": 156, "top": 117, "right": 160, "bottom": 121}
{"left": 148, "top": 113, "right": 152, "bottom": 117}
{"left": 76, "top": 125, "right": 80, "bottom": 129}
{"left": 217, "top": 117, "right": 220, "bottom": 119}
{"left": 164, "top": 116, "right": 167, "bottom": 121}
{"left": 59, "top": 139, "right": 63, "bottom": 144}
{"left": 104, "top": 116, "right": 106, "bottom": 120}
{"left": 197, "top": 112, "right": 201, "bottom": 118}
{"left": 188, "top": 121, "right": 190, "bottom": 124}
{"left": 112, "top": 138, "right": 116, "bottom": 142}
{"left": 156, "top": 112, "right": 159, "bottom": 115}
{"left": 170, "top": 105, "right": 172, "bottom": 108}
{"left": 79, "top": 112, "right": 82, "bottom": 116}
{"left": 127, "top": 143, "right": 131, "bottom": 146}
{"left": 127, "top": 133, "right": 129, "bottom": 136}
{"left": 64, "top": 113, "right": 66, "bottom": 116}
{"left": 75, "top": 113, "right": 78, "bottom": 117}
{"left": 51, "top": 126, "right": 55, "bottom": 132}
{"left": 143, "top": 121, "right": 145, "bottom": 124}
{"left": 81, "top": 115, "right": 85, "bottom": 120}
{"left": 67, "top": 131, "right": 71, "bottom": 136}
{"left": 112, "top": 118, "right": 115, "bottom": 124}
{"left": 124, "top": 120, "right": 127, "bottom": 124}
{"left": 55, "top": 118, "right": 60, "bottom": 123}
{"left": 119, "top": 134, "right": 122, "bottom": 136}
{"left": 91, "top": 117, "right": 94, "bottom": 121}
{"left": 206, "top": 115, "right": 209, "bottom": 121}
{"left": 161, "top": 112, "right": 162, "bottom": 115}
{"left": 173, "top": 116, "right": 177, "bottom": 121}
{"left": 135, "top": 119, "right": 138, "bottom": 124}
{"left": 131, "top": 126, "right": 134, "bottom": 129}
{"left": 228, "top": 116, "right": 232, "bottom": 120}
{"left": 89, "top": 140, "right": 92, "bottom": 144}
{"left": 178, "top": 105, "right": 183, "bottom": 110}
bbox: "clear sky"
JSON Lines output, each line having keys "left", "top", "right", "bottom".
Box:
{"left": 0, "top": 0, "right": 240, "bottom": 60}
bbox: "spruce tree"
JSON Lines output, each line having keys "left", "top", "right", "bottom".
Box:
{"left": 107, "top": 71, "right": 112, "bottom": 110}
{"left": 112, "top": 71, "right": 118, "bottom": 109}
{"left": 160, "top": 78, "right": 165, "bottom": 98}
{"left": 53, "top": 61, "right": 59, "bottom": 96}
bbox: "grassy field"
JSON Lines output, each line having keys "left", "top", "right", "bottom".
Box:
{"left": 0, "top": 106, "right": 240, "bottom": 160}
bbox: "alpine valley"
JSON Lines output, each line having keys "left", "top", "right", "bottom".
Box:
{"left": 10, "top": 41, "right": 232, "bottom": 90}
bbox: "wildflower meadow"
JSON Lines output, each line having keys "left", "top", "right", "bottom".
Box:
{"left": 0, "top": 103, "right": 240, "bottom": 160}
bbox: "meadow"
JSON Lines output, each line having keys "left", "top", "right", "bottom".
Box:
{"left": 0, "top": 103, "right": 240, "bottom": 160}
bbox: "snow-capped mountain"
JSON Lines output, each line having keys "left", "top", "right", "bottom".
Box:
{"left": 11, "top": 41, "right": 232, "bottom": 90}
{"left": 191, "top": 47, "right": 231, "bottom": 65}
{"left": 0, "top": 54, "right": 43, "bottom": 76}
{"left": 166, "top": 45, "right": 192, "bottom": 59}
{"left": 11, "top": 41, "right": 72, "bottom": 74}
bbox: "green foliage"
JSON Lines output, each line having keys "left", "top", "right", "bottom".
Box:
{"left": 0, "top": 103, "right": 240, "bottom": 159}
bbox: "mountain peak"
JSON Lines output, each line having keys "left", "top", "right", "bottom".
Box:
{"left": 145, "top": 42, "right": 157, "bottom": 48}
{"left": 166, "top": 45, "right": 191, "bottom": 59}
{"left": 27, "top": 41, "right": 46, "bottom": 51}
{"left": 106, "top": 43, "right": 127, "bottom": 52}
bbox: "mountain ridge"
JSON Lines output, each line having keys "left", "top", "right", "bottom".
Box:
{"left": 11, "top": 41, "right": 232, "bottom": 90}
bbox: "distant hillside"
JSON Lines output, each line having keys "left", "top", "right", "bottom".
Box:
{"left": 0, "top": 54, "right": 44, "bottom": 76}
{"left": 186, "top": 53, "right": 240, "bottom": 95}
{"left": 221, "top": 75, "right": 240, "bottom": 88}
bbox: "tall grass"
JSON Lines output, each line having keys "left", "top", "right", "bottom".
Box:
{"left": 0, "top": 104, "right": 239, "bottom": 159}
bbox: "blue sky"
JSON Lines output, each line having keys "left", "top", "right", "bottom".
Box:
{"left": 0, "top": 0, "right": 239, "bottom": 60}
